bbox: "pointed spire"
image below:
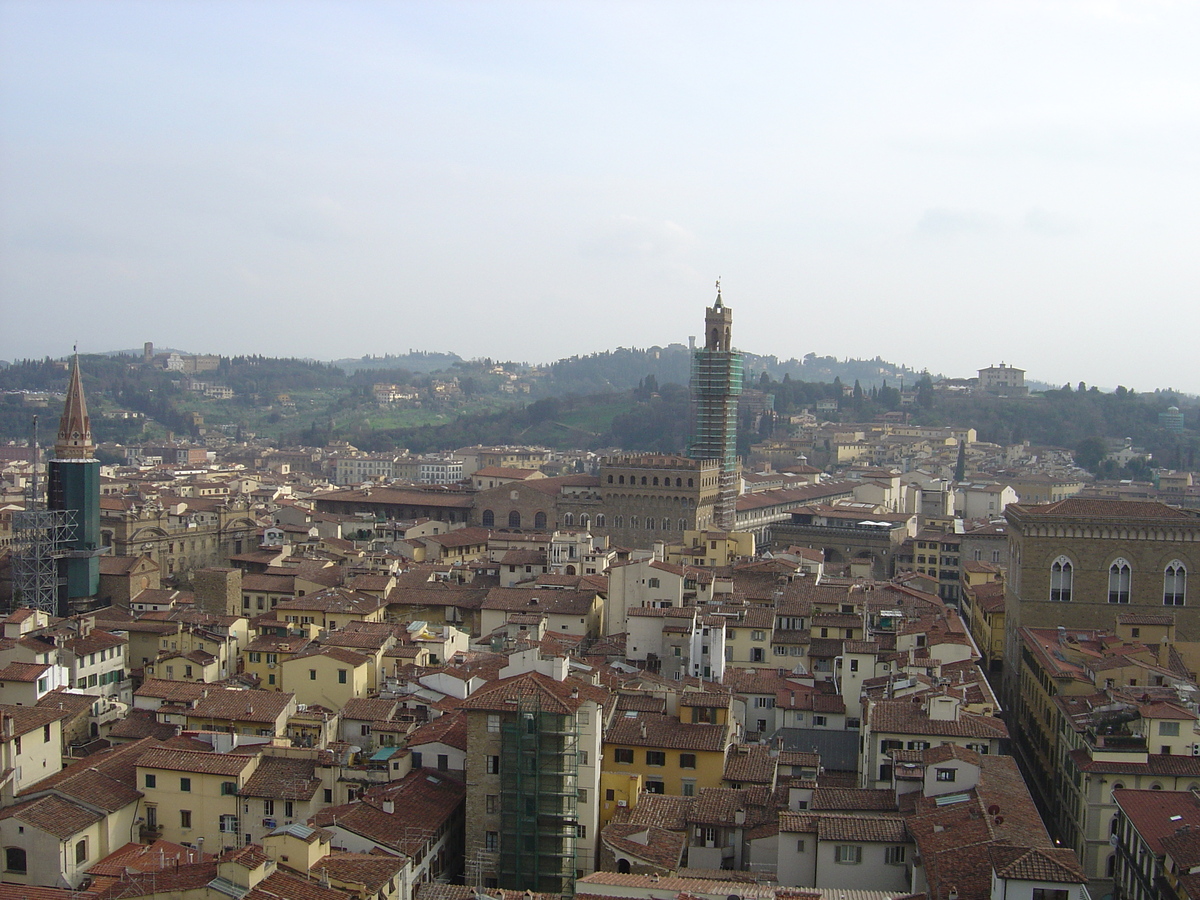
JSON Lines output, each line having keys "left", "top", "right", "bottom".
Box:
{"left": 55, "top": 351, "right": 94, "bottom": 459}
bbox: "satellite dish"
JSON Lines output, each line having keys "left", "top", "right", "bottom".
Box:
{"left": 987, "top": 804, "right": 1001, "bottom": 816}
{"left": 994, "top": 815, "right": 1005, "bottom": 825}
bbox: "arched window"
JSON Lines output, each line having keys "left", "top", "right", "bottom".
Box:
{"left": 508, "top": 511, "right": 521, "bottom": 528}
{"left": 676, "top": 478, "right": 682, "bottom": 487}
{"left": 679, "top": 518, "right": 687, "bottom": 531}
{"left": 619, "top": 475, "right": 625, "bottom": 485}
{"left": 688, "top": 478, "right": 694, "bottom": 487}
{"left": 1050, "top": 556, "right": 1073, "bottom": 602}
{"left": 1106, "top": 854, "right": 1116, "bottom": 878}
{"left": 630, "top": 516, "right": 639, "bottom": 528}
{"left": 617, "top": 858, "right": 631, "bottom": 874}
{"left": 615, "top": 516, "right": 624, "bottom": 528}
{"left": 662, "top": 517, "right": 671, "bottom": 530}
{"left": 1109, "top": 558, "right": 1132, "bottom": 604}
{"left": 596, "top": 514, "right": 606, "bottom": 527}
{"left": 647, "top": 518, "right": 656, "bottom": 530}
{"left": 482, "top": 510, "right": 495, "bottom": 527}
{"left": 580, "top": 514, "right": 590, "bottom": 528}
{"left": 1165, "top": 561, "right": 1187, "bottom": 606}
{"left": 1151, "top": 783, "right": 1163, "bottom": 791}
{"left": 641, "top": 476, "right": 648, "bottom": 486}
{"left": 607, "top": 475, "right": 613, "bottom": 483}
{"left": 1110, "top": 815, "right": 1120, "bottom": 835}
{"left": 5, "top": 847, "right": 26, "bottom": 874}
{"left": 653, "top": 477, "right": 659, "bottom": 486}
{"left": 534, "top": 512, "right": 547, "bottom": 529}
{"left": 564, "top": 512, "right": 574, "bottom": 527}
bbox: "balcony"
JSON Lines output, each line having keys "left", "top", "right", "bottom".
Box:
{"left": 1085, "top": 728, "right": 1147, "bottom": 752}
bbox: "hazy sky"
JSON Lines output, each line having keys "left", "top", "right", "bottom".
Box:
{"left": 2, "top": 1, "right": 1198, "bottom": 391}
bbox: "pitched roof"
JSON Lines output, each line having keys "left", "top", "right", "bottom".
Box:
{"left": 240, "top": 755, "right": 320, "bottom": 800}
{"left": 188, "top": 688, "right": 295, "bottom": 723}
{"left": 0, "top": 793, "right": 104, "bottom": 838}
{"left": 136, "top": 748, "right": 256, "bottom": 776}
{"left": 406, "top": 711, "right": 468, "bottom": 751}
{"left": 816, "top": 815, "right": 907, "bottom": 843}
{"left": 605, "top": 714, "right": 729, "bottom": 753}
{"left": 459, "top": 671, "right": 602, "bottom": 716}
{"left": 988, "top": 846, "right": 1087, "bottom": 883}
{"left": 600, "top": 823, "right": 686, "bottom": 871}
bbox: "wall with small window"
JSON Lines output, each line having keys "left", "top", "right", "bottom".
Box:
{"left": 808, "top": 836, "right": 914, "bottom": 890}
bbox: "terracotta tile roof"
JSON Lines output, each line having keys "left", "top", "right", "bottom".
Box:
{"left": 1115, "top": 789, "right": 1200, "bottom": 857}
{"left": 241, "top": 755, "right": 320, "bottom": 800}
{"left": 137, "top": 747, "right": 257, "bottom": 776}
{"left": 87, "top": 840, "right": 214, "bottom": 876}
{"left": 61, "top": 629, "right": 128, "bottom": 656}
{"left": 0, "top": 792, "right": 106, "bottom": 839}
{"left": 189, "top": 687, "right": 295, "bottom": 723}
{"left": 869, "top": 698, "right": 1008, "bottom": 739}
{"left": 0, "top": 661, "right": 51, "bottom": 681}
{"left": 88, "top": 862, "right": 219, "bottom": 900}
{"left": 575, "top": 873, "right": 777, "bottom": 899}
{"left": 1140, "top": 700, "right": 1197, "bottom": 720}
{"left": 406, "top": 710, "right": 467, "bottom": 751}
{"left": 1069, "top": 748, "right": 1200, "bottom": 776}
{"left": 245, "top": 871, "right": 351, "bottom": 900}
{"left": 1117, "top": 613, "right": 1177, "bottom": 625}
{"left": 606, "top": 714, "right": 729, "bottom": 753}
{"left": 816, "top": 814, "right": 907, "bottom": 843}
{"left": 246, "top": 635, "right": 312, "bottom": 653}
{"left": 988, "top": 846, "right": 1086, "bottom": 883}
{"left": 340, "top": 697, "right": 399, "bottom": 721}
{"left": 459, "top": 671, "right": 603, "bottom": 716}
{"left": 135, "top": 678, "right": 211, "bottom": 703}
{"left": 600, "top": 823, "right": 686, "bottom": 870}
{"left": 622, "top": 792, "right": 694, "bottom": 830}
{"left": 690, "top": 786, "right": 778, "bottom": 828}
{"left": 778, "top": 751, "right": 820, "bottom": 768}
{"left": 481, "top": 586, "right": 599, "bottom": 615}
{"left": 723, "top": 744, "right": 777, "bottom": 784}
{"left": 1161, "top": 827, "right": 1200, "bottom": 869}
{"left": 314, "top": 767, "right": 465, "bottom": 856}
{"left": 811, "top": 788, "right": 898, "bottom": 812}
{"left": 921, "top": 744, "right": 982, "bottom": 766}
{"left": 288, "top": 645, "right": 370, "bottom": 667}
{"left": 277, "top": 587, "right": 386, "bottom": 616}
{"left": 384, "top": 585, "right": 487, "bottom": 614}
{"left": 1009, "top": 498, "right": 1198, "bottom": 520}
{"left": 0, "top": 702, "right": 70, "bottom": 737}
{"left": 310, "top": 853, "right": 406, "bottom": 893}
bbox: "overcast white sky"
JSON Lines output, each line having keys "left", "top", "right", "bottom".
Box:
{"left": 2, "top": 1, "right": 1198, "bottom": 391}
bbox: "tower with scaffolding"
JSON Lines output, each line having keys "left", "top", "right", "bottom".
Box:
{"left": 689, "top": 281, "right": 744, "bottom": 531}
{"left": 11, "top": 352, "right": 102, "bottom": 615}
{"left": 498, "top": 694, "right": 579, "bottom": 894}
{"left": 461, "top": 668, "right": 591, "bottom": 897}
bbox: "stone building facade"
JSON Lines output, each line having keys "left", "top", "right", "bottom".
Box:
{"left": 595, "top": 455, "right": 720, "bottom": 550}
{"left": 1002, "top": 497, "right": 1200, "bottom": 703}
{"left": 99, "top": 495, "right": 259, "bottom": 582}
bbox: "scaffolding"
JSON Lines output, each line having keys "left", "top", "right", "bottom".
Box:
{"left": 498, "top": 695, "right": 579, "bottom": 896}
{"left": 11, "top": 506, "right": 76, "bottom": 615}
{"left": 689, "top": 348, "right": 744, "bottom": 530}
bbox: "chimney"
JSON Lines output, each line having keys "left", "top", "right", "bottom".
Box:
{"left": 382, "top": 799, "right": 395, "bottom": 814}
{"left": 640, "top": 722, "right": 647, "bottom": 740}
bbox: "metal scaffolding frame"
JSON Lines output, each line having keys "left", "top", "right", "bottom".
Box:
{"left": 690, "top": 348, "right": 744, "bottom": 530}
{"left": 11, "top": 506, "right": 76, "bottom": 614}
{"left": 498, "top": 695, "right": 579, "bottom": 895}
